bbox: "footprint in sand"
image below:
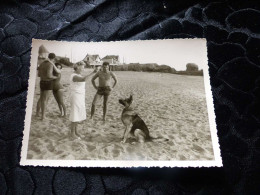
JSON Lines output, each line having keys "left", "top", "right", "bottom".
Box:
{"left": 112, "top": 149, "right": 120, "bottom": 158}
{"left": 86, "top": 145, "right": 96, "bottom": 152}
{"left": 126, "top": 146, "right": 135, "bottom": 153}
{"left": 178, "top": 154, "right": 187, "bottom": 160}
{"left": 192, "top": 144, "right": 205, "bottom": 154}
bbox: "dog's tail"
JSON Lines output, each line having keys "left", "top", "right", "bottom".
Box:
{"left": 148, "top": 136, "right": 169, "bottom": 142}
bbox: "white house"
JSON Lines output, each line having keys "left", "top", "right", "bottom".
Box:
{"left": 83, "top": 54, "right": 102, "bottom": 68}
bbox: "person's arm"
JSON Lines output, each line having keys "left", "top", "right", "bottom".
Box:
{"left": 111, "top": 72, "right": 117, "bottom": 88}
{"left": 91, "top": 72, "right": 99, "bottom": 89}
{"left": 52, "top": 63, "right": 61, "bottom": 74}
{"left": 82, "top": 70, "right": 97, "bottom": 80}
{"left": 37, "top": 68, "right": 40, "bottom": 77}
{"left": 46, "top": 64, "right": 58, "bottom": 79}
{"left": 72, "top": 74, "right": 86, "bottom": 82}
{"left": 73, "top": 71, "right": 96, "bottom": 82}
{"left": 37, "top": 65, "right": 41, "bottom": 77}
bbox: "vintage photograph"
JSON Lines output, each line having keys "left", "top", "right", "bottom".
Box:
{"left": 21, "top": 39, "right": 222, "bottom": 167}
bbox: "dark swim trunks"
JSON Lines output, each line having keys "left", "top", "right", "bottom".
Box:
{"left": 40, "top": 80, "right": 54, "bottom": 90}
{"left": 97, "top": 86, "right": 111, "bottom": 96}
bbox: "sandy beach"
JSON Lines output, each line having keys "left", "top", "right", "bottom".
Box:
{"left": 27, "top": 69, "right": 214, "bottom": 161}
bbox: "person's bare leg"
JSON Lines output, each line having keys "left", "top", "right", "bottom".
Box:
{"left": 103, "top": 95, "right": 109, "bottom": 122}
{"left": 70, "top": 122, "right": 78, "bottom": 139}
{"left": 61, "top": 102, "right": 66, "bottom": 117}
{"left": 46, "top": 91, "right": 51, "bottom": 113}
{"left": 90, "top": 94, "right": 98, "bottom": 119}
{"left": 90, "top": 94, "right": 102, "bottom": 120}
{"left": 36, "top": 96, "right": 41, "bottom": 117}
{"left": 90, "top": 104, "right": 95, "bottom": 120}
{"left": 57, "top": 90, "right": 66, "bottom": 117}
{"left": 41, "top": 90, "right": 50, "bottom": 120}
{"left": 40, "top": 93, "right": 46, "bottom": 120}
{"left": 70, "top": 122, "right": 74, "bottom": 137}
{"left": 75, "top": 124, "right": 80, "bottom": 138}
{"left": 53, "top": 91, "right": 63, "bottom": 116}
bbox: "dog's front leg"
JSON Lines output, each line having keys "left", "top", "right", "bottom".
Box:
{"left": 121, "top": 125, "right": 130, "bottom": 143}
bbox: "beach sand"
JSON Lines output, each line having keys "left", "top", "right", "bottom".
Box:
{"left": 27, "top": 69, "right": 214, "bottom": 161}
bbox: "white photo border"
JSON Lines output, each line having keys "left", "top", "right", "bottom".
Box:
{"left": 20, "top": 38, "right": 222, "bottom": 168}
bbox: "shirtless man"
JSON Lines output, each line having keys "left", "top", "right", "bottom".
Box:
{"left": 37, "top": 53, "right": 60, "bottom": 120}
{"left": 91, "top": 62, "right": 117, "bottom": 122}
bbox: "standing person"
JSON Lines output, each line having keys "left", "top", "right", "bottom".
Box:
{"left": 90, "top": 62, "right": 118, "bottom": 122}
{"left": 36, "top": 62, "right": 66, "bottom": 117}
{"left": 52, "top": 63, "right": 66, "bottom": 117}
{"left": 37, "top": 53, "right": 60, "bottom": 120}
{"left": 69, "top": 62, "right": 96, "bottom": 139}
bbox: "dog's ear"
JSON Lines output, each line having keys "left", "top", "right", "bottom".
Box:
{"left": 129, "top": 95, "right": 133, "bottom": 104}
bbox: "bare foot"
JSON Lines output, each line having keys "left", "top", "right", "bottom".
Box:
{"left": 70, "top": 135, "right": 81, "bottom": 141}
{"left": 89, "top": 117, "right": 96, "bottom": 124}
{"left": 41, "top": 115, "right": 51, "bottom": 120}
{"left": 75, "top": 132, "right": 81, "bottom": 138}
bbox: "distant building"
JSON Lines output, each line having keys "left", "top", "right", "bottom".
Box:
{"left": 102, "top": 55, "right": 119, "bottom": 64}
{"left": 83, "top": 54, "right": 102, "bottom": 68}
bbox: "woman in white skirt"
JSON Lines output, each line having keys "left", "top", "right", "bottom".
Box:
{"left": 70, "top": 62, "right": 96, "bottom": 140}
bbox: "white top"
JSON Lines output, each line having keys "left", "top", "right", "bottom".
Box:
{"left": 70, "top": 73, "right": 85, "bottom": 94}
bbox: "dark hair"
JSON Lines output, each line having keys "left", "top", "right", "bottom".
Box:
{"left": 73, "top": 64, "right": 77, "bottom": 71}
{"left": 55, "top": 63, "right": 62, "bottom": 69}
{"left": 48, "top": 53, "right": 56, "bottom": 59}
{"left": 103, "top": 62, "right": 109, "bottom": 66}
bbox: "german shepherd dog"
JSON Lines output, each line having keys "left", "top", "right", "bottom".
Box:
{"left": 119, "top": 95, "right": 168, "bottom": 143}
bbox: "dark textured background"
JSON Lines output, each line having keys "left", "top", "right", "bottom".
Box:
{"left": 0, "top": 0, "right": 260, "bottom": 194}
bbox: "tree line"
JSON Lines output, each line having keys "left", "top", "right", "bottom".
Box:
{"left": 112, "top": 63, "right": 203, "bottom": 76}
{"left": 113, "top": 63, "right": 176, "bottom": 73}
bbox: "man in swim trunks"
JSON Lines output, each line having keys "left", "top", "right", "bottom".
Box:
{"left": 90, "top": 62, "right": 117, "bottom": 122}
{"left": 37, "top": 53, "right": 59, "bottom": 120}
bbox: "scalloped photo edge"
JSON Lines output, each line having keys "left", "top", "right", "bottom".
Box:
{"left": 20, "top": 38, "right": 222, "bottom": 167}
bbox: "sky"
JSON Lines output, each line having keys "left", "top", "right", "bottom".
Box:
{"left": 35, "top": 39, "right": 208, "bottom": 71}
